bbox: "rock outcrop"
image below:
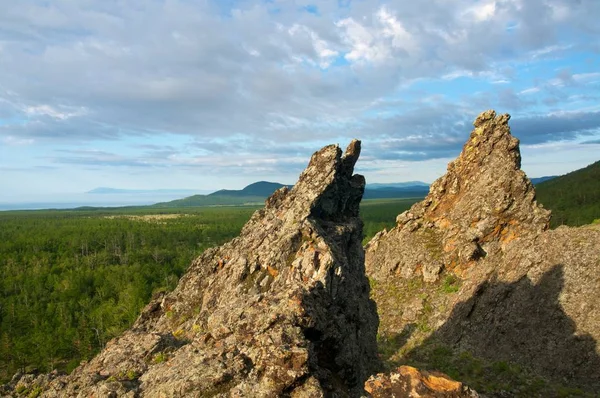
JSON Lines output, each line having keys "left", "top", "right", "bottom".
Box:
{"left": 365, "top": 110, "right": 600, "bottom": 393}
{"left": 6, "top": 140, "right": 379, "bottom": 397}
{"left": 366, "top": 110, "right": 550, "bottom": 282}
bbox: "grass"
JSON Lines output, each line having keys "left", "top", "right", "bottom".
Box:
{"left": 392, "top": 340, "right": 597, "bottom": 397}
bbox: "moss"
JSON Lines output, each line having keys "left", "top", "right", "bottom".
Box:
{"left": 152, "top": 352, "right": 167, "bottom": 364}
{"left": 173, "top": 328, "right": 186, "bottom": 340}
{"left": 126, "top": 370, "right": 139, "bottom": 380}
{"left": 440, "top": 274, "right": 461, "bottom": 293}
{"left": 192, "top": 324, "right": 204, "bottom": 334}
{"left": 368, "top": 277, "right": 378, "bottom": 290}
{"left": 420, "top": 228, "right": 443, "bottom": 260}
{"left": 241, "top": 268, "right": 267, "bottom": 293}
{"left": 285, "top": 251, "right": 297, "bottom": 267}
{"left": 198, "top": 378, "right": 236, "bottom": 397}
{"left": 113, "top": 369, "right": 139, "bottom": 381}
{"left": 27, "top": 386, "right": 43, "bottom": 398}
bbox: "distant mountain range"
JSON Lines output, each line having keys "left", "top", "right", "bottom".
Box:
{"left": 367, "top": 181, "right": 430, "bottom": 189}
{"left": 208, "top": 181, "right": 293, "bottom": 198}
{"left": 151, "top": 181, "right": 432, "bottom": 208}
{"left": 86, "top": 187, "right": 209, "bottom": 195}
{"left": 530, "top": 176, "right": 557, "bottom": 185}
{"left": 151, "top": 181, "right": 284, "bottom": 208}
{"left": 85, "top": 175, "right": 559, "bottom": 210}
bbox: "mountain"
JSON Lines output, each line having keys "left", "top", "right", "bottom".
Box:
{"left": 86, "top": 187, "right": 205, "bottom": 195}
{"left": 535, "top": 161, "right": 600, "bottom": 227}
{"left": 154, "top": 181, "right": 429, "bottom": 208}
{"left": 363, "top": 186, "right": 429, "bottom": 199}
{"left": 209, "top": 181, "right": 291, "bottom": 197}
{"left": 366, "top": 181, "right": 429, "bottom": 189}
{"left": 150, "top": 181, "right": 289, "bottom": 208}
{"left": 151, "top": 194, "right": 265, "bottom": 207}
{"left": 530, "top": 176, "right": 557, "bottom": 185}
{"left": 364, "top": 110, "right": 600, "bottom": 394}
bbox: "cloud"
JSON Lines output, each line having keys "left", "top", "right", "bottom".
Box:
{"left": 511, "top": 110, "right": 600, "bottom": 144}
{"left": 0, "top": 0, "right": 598, "bottom": 185}
{"left": 580, "top": 139, "right": 600, "bottom": 145}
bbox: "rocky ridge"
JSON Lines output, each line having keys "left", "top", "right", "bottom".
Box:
{"left": 365, "top": 110, "right": 600, "bottom": 394}
{"left": 4, "top": 140, "right": 379, "bottom": 397}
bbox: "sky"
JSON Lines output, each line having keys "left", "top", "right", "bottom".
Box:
{"left": 1, "top": 0, "right": 599, "bottom": 204}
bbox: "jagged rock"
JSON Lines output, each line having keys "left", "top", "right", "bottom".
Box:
{"left": 365, "top": 110, "right": 600, "bottom": 393}
{"left": 366, "top": 110, "right": 550, "bottom": 282}
{"left": 365, "top": 366, "right": 479, "bottom": 398}
{"left": 7, "top": 140, "right": 379, "bottom": 397}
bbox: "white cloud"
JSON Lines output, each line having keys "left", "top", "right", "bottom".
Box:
{"left": 465, "top": 1, "right": 497, "bottom": 22}
{"left": 0, "top": 0, "right": 598, "bottom": 191}
{"left": 336, "top": 6, "right": 415, "bottom": 65}
{"left": 24, "top": 104, "right": 86, "bottom": 120}
{"left": 288, "top": 23, "right": 339, "bottom": 68}
{"left": 2, "top": 135, "right": 35, "bottom": 146}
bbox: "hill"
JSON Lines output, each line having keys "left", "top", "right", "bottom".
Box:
{"left": 535, "top": 160, "right": 600, "bottom": 227}
{"left": 363, "top": 186, "right": 429, "bottom": 199}
{"left": 208, "top": 181, "right": 291, "bottom": 197}
{"left": 367, "top": 181, "right": 429, "bottom": 189}
{"left": 154, "top": 181, "right": 429, "bottom": 208}
{"left": 530, "top": 176, "right": 557, "bottom": 185}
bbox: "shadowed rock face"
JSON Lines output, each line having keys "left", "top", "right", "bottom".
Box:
{"left": 9, "top": 140, "right": 379, "bottom": 397}
{"left": 365, "top": 110, "right": 600, "bottom": 392}
{"left": 366, "top": 110, "right": 550, "bottom": 282}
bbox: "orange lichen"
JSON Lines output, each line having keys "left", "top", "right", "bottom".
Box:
{"left": 267, "top": 265, "right": 279, "bottom": 277}
{"left": 399, "top": 366, "right": 463, "bottom": 392}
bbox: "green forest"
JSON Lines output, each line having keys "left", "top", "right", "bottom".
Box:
{"left": 535, "top": 160, "right": 600, "bottom": 227}
{"left": 0, "top": 199, "right": 415, "bottom": 382}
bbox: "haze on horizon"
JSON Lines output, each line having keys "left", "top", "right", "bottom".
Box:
{"left": 1, "top": 0, "right": 599, "bottom": 205}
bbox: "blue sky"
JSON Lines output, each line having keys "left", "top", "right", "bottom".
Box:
{"left": 1, "top": 0, "right": 599, "bottom": 204}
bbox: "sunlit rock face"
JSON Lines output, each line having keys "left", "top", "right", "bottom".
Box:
{"left": 366, "top": 110, "right": 550, "bottom": 283}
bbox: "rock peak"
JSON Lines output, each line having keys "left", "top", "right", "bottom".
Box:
{"left": 23, "top": 140, "right": 378, "bottom": 397}
{"left": 366, "top": 110, "right": 550, "bottom": 282}
{"left": 266, "top": 139, "right": 365, "bottom": 223}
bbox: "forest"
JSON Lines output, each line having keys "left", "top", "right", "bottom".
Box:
{"left": 535, "top": 160, "right": 600, "bottom": 227}
{"left": 0, "top": 199, "right": 415, "bottom": 382}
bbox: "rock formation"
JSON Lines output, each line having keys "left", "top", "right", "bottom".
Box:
{"left": 366, "top": 110, "right": 550, "bottom": 283}
{"left": 366, "top": 110, "right": 600, "bottom": 393}
{"left": 365, "top": 366, "right": 479, "bottom": 397}
{"left": 4, "top": 140, "right": 379, "bottom": 397}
